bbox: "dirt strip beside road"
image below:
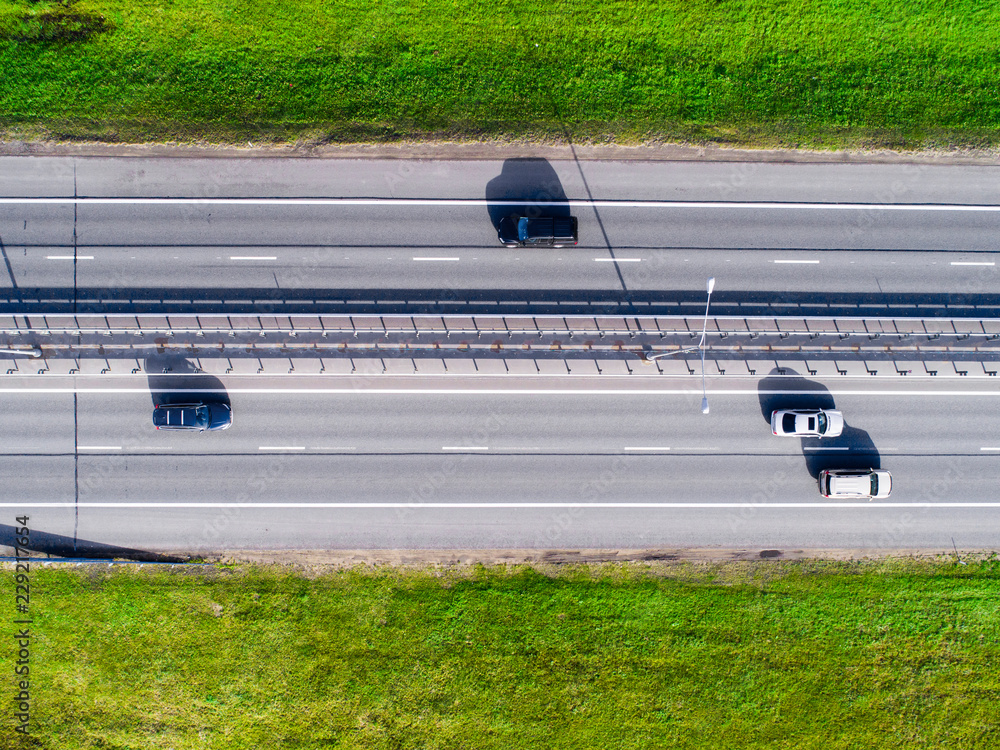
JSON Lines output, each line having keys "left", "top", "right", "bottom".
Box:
{"left": 2, "top": 139, "right": 999, "bottom": 165}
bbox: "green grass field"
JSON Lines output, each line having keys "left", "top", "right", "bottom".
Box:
{"left": 4, "top": 559, "right": 1000, "bottom": 749}
{"left": 1, "top": 0, "right": 1000, "bottom": 148}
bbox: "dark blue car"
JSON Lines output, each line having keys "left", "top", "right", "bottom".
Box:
{"left": 153, "top": 403, "right": 232, "bottom": 431}
{"left": 498, "top": 215, "right": 578, "bottom": 248}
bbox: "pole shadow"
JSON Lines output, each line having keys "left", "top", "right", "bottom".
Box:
{"left": 758, "top": 367, "right": 880, "bottom": 479}
{"left": 484, "top": 158, "right": 570, "bottom": 231}
{"left": 0, "top": 523, "right": 187, "bottom": 562}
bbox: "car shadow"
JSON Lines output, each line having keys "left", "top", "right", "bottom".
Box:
{"left": 484, "top": 158, "right": 570, "bottom": 231}
{"left": 758, "top": 367, "right": 880, "bottom": 479}
{"left": 757, "top": 368, "right": 836, "bottom": 420}
{"left": 145, "top": 354, "right": 230, "bottom": 410}
{"left": 801, "top": 425, "right": 881, "bottom": 479}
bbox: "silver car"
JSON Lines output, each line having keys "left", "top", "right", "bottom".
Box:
{"left": 770, "top": 409, "right": 844, "bottom": 438}
{"left": 819, "top": 469, "right": 892, "bottom": 499}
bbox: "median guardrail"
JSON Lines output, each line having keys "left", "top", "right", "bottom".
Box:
{"left": 0, "top": 313, "right": 997, "bottom": 377}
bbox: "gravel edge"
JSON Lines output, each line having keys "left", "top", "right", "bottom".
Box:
{"left": 2, "top": 138, "right": 999, "bottom": 164}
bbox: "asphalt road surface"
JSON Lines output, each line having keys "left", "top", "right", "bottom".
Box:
{"left": 1, "top": 158, "right": 1000, "bottom": 316}
{"left": 1, "top": 375, "right": 998, "bottom": 555}
{"left": 1, "top": 156, "right": 999, "bottom": 556}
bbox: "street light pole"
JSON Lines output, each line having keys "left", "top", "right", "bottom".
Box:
{"left": 643, "top": 277, "right": 717, "bottom": 364}
{"left": 699, "top": 278, "right": 715, "bottom": 414}
{"left": 640, "top": 277, "right": 715, "bottom": 413}
{"left": 698, "top": 277, "right": 716, "bottom": 350}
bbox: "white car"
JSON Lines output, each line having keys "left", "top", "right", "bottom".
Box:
{"left": 770, "top": 409, "right": 844, "bottom": 438}
{"left": 819, "top": 469, "right": 892, "bottom": 499}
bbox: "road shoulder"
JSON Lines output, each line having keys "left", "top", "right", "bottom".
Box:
{"left": 2, "top": 138, "right": 999, "bottom": 165}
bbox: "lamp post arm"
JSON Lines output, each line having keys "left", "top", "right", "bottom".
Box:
{"left": 0, "top": 347, "right": 41, "bottom": 358}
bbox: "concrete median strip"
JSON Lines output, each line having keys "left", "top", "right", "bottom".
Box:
{"left": 1, "top": 313, "right": 999, "bottom": 378}
{"left": 0, "top": 359, "right": 999, "bottom": 379}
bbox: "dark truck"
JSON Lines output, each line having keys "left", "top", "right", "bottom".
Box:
{"left": 498, "top": 215, "right": 578, "bottom": 248}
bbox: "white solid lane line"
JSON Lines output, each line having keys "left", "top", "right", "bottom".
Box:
{"left": 5, "top": 501, "right": 1000, "bottom": 509}
{"left": 980, "top": 447, "right": 1000, "bottom": 451}
{"left": 413, "top": 257, "right": 460, "bottom": 261}
{"left": 803, "top": 446, "right": 850, "bottom": 450}
{"left": 77, "top": 445, "right": 121, "bottom": 450}
{"left": 441, "top": 446, "right": 488, "bottom": 451}
{"left": 4, "top": 388, "right": 1000, "bottom": 396}
{"left": 230, "top": 256, "right": 277, "bottom": 260}
{"left": 624, "top": 447, "right": 671, "bottom": 451}
{"left": 8, "top": 197, "right": 1000, "bottom": 211}
{"left": 773, "top": 259, "right": 820, "bottom": 264}
{"left": 594, "top": 258, "right": 641, "bottom": 262}
{"left": 950, "top": 261, "right": 995, "bottom": 266}
{"left": 47, "top": 255, "right": 93, "bottom": 260}
{"left": 258, "top": 446, "right": 306, "bottom": 451}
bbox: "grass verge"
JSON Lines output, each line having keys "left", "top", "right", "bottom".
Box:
{"left": 1, "top": 1, "right": 1000, "bottom": 149}
{"left": 3, "top": 558, "right": 1000, "bottom": 748}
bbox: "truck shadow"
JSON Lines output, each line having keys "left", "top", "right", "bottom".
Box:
{"left": 758, "top": 367, "right": 880, "bottom": 479}
{"left": 145, "top": 355, "right": 230, "bottom": 410}
{"left": 484, "top": 158, "right": 570, "bottom": 231}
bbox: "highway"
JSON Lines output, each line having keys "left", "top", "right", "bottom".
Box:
{"left": 8, "top": 200, "right": 1000, "bottom": 251}
{"left": 3, "top": 211, "right": 1000, "bottom": 318}
{"left": 1, "top": 375, "right": 999, "bottom": 556}
{"left": 3, "top": 245, "right": 1000, "bottom": 294}
{"left": 0, "top": 158, "right": 1000, "bottom": 322}
{"left": 0, "top": 155, "right": 999, "bottom": 558}
{"left": 3, "top": 160, "right": 1000, "bottom": 303}
{"left": 4, "top": 212, "right": 1000, "bottom": 319}
{"left": 5, "top": 384, "right": 999, "bottom": 459}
